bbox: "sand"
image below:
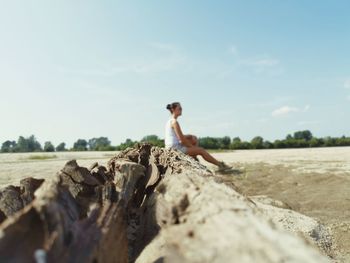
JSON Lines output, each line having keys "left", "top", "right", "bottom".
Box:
{"left": 0, "top": 151, "right": 114, "bottom": 187}
{"left": 205, "top": 147, "right": 350, "bottom": 262}
{"left": 0, "top": 147, "right": 349, "bottom": 261}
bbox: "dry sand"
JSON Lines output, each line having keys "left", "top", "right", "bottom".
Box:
{"left": 205, "top": 147, "right": 350, "bottom": 262}
{"left": 0, "top": 151, "right": 115, "bottom": 187}
{"left": 0, "top": 147, "right": 349, "bottom": 261}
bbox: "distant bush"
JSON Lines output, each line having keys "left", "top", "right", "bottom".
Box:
{"left": 2, "top": 130, "right": 350, "bottom": 153}
{"left": 1, "top": 135, "right": 42, "bottom": 153}
{"left": 98, "top": 145, "right": 118, "bottom": 151}
{"left": 251, "top": 136, "right": 264, "bottom": 149}
{"left": 1, "top": 140, "right": 17, "bottom": 152}
{"left": 88, "top": 137, "right": 111, "bottom": 151}
{"left": 27, "top": 154, "right": 57, "bottom": 160}
{"left": 44, "top": 141, "right": 55, "bottom": 152}
{"left": 55, "top": 142, "right": 67, "bottom": 152}
{"left": 116, "top": 139, "right": 136, "bottom": 151}
{"left": 140, "top": 135, "right": 164, "bottom": 147}
{"left": 72, "top": 139, "right": 88, "bottom": 151}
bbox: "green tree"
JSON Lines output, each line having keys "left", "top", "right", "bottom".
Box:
{"left": 198, "top": 137, "right": 220, "bottom": 149}
{"left": 263, "top": 140, "right": 274, "bottom": 149}
{"left": 274, "top": 140, "right": 287, "bottom": 148}
{"left": 230, "top": 137, "right": 242, "bottom": 149}
{"left": 44, "top": 141, "right": 55, "bottom": 152}
{"left": 239, "top": 141, "right": 251, "bottom": 149}
{"left": 14, "top": 135, "right": 42, "bottom": 152}
{"left": 88, "top": 137, "right": 111, "bottom": 151}
{"left": 285, "top": 137, "right": 297, "bottom": 148}
{"left": 293, "top": 130, "right": 313, "bottom": 141}
{"left": 15, "top": 136, "right": 28, "bottom": 152}
{"left": 219, "top": 136, "right": 231, "bottom": 149}
{"left": 323, "top": 136, "right": 336, "bottom": 147}
{"left": 251, "top": 136, "right": 264, "bottom": 149}
{"left": 334, "top": 136, "right": 350, "bottom": 147}
{"left": 99, "top": 145, "right": 117, "bottom": 151}
{"left": 141, "top": 135, "right": 164, "bottom": 147}
{"left": 286, "top": 134, "right": 293, "bottom": 140}
{"left": 295, "top": 139, "right": 309, "bottom": 148}
{"left": 55, "top": 142, "right": 67, "bottom": 152}
{"left": 72, "top": 139, "right": 88, "bottom": 151}
{"left": 1, "top": 140, "right": 17, "bottom": 152}
{"left": 309, "top": 138, "right": 322, "bottom": 147}
{"left": 141, "top": 135, "right": 159, "bottom": 142}
{"left": 27, "top": 135, "right": 42, "bottom": 152}
{"left": 116, "top": 138, "right": 136, "bottom": 151}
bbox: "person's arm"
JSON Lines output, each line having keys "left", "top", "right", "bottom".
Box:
{"left": 172, "top": 120, "right": 192, "bottom": 147}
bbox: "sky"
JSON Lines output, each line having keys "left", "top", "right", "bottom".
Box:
{"left": 0, "top": 1, "right": 349, "bottom": 147}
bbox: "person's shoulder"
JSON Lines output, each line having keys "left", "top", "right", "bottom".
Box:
{"left": 170, "top": 118, "right": 179, "bottom": 125}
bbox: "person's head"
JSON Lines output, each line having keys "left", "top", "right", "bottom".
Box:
{"left": 166, "top": 102, "right": 182, "bottom": 117}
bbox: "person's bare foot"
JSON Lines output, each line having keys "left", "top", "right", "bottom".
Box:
{"left": 217, "top": 162, "right": 232, "bottom": 172}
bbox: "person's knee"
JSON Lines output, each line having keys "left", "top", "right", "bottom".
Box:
{"left": 188, "top": 146, "right": 200, "bottom": 155}
{"left": 188, "top": 135, "right": 198, "bottom": 146}
{"left": 197, "top": 147, "right": 205, "bottom": 155}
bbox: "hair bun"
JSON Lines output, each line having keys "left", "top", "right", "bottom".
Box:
{"left": 166, "top": 104, "right": 171, "bottom": 110}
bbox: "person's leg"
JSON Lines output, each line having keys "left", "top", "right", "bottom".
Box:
{"left": 192, "top": 135, "right": 199, "bottom": 146}
{"left": 185, "top": 135, "right": 199, "bottom": 146}
{"left": 184, "top": 135, "right": 199, "bottom": 161}
{"left": 186, "top": 146, "right": 220, "bottom": 166}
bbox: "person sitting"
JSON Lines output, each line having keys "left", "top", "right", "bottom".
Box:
{"left": 164, "top": 102, "right": 232, "bottom": 172}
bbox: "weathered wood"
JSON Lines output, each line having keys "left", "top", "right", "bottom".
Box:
{"left": 0, "top": 160, "right": 128, "bottom": 263}
{"left": 135, "top": 170, "right": 333, "bottom": 263}
{"left": 20, "top": 177, "right": 45, "bottom": 206}
{"left": 0, "top": 210, "right": 6, "bottom": 223}
{"left": 108, "top": 144, "right": 334, "bottom": 262}
{"left": 0, "top": 185, "right": 23, "bottom": 219}
{"left": 0, "top": 177, "right": 44, "bottom": 224}
{"left": 61, "top": 160, "right": 100, "bottom": 186}
{"left": 0, "top": 206, "right": 45, "bottom": 263}
{"left": 0, "top": 144, "right": 336, "bottom": 263}
{"left": 111, "top": 159, "right": 146, "bottom": 207}
{"left": 91, "top": 165, "right": 113, "bottom": 184}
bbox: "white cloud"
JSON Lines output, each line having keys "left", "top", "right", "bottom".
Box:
{"left": 303, "top": 105, "right": 311, "bottom": 111}
{"left": 56, "top": 41, "right": 193, "bottom": 77}
{"left": 271, "top": 105, "right": 309, "bottom": 117}
{"left": 222, "top": 47, "right": 285, "bottom": 78}
{"left": 343, "top": 79, "right": 350, "bottom": 89}
{"left": 235, "top": 54, "right": 284, "bottom": 76}
{"left": 228, "top": 45, "right": 238, "bottom": 55}
{"left": 343, "top": 79, "right": 350, "bottom": 101}
{"left": 148, "top": 42, "right": 178, "bottom": 53}
{"left": 240, "top": 56, "right": 280, "bottom": 67}
{"left": 272, "top": 106, "right": 299, "bottom": 117}
{"left": 297, "top": 121, "right": 321, "bottom": 126}
{"left": 249, "top": 96, "right": 293, "bottom": 108}
{"left": 111, "top": 56, "right": 188, "bottom": 74}
{"left": 257, "top": 118, "right": 268, "bottom": 123}
{"left": 58, "top": 42, "right": 190, "bottom": 76}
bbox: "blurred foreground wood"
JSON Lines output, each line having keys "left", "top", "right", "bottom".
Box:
{"left": 0, "top": 144, "right": 335, "bottom": 262}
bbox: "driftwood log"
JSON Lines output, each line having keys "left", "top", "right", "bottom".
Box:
{"left": 0, "top": 144, "right": 334, "bottom": 262}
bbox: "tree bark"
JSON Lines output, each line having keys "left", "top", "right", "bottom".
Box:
{"left": 0, "top": 144, "right": 335, "bottom": 263}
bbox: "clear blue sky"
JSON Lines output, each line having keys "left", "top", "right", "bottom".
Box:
{"left": 1, "top": 1, "right": 349, "bottom": 147}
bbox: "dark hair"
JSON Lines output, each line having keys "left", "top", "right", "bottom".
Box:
{"left": 166, "top": 102, "right": 180, "bottom": 113}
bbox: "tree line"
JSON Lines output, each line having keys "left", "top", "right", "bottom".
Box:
{"left": 1, "top": 131, "right": 350, "bottom": 153}
{"left": 198, "top": 130, "right": 350, "bottom": 149}
{"left": 0, "top": 135, "right": 164, "bottom": 153}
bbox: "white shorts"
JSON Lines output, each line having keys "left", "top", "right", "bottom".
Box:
{"left": 167, "top": 144, "right": 188, "bottom": 154}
